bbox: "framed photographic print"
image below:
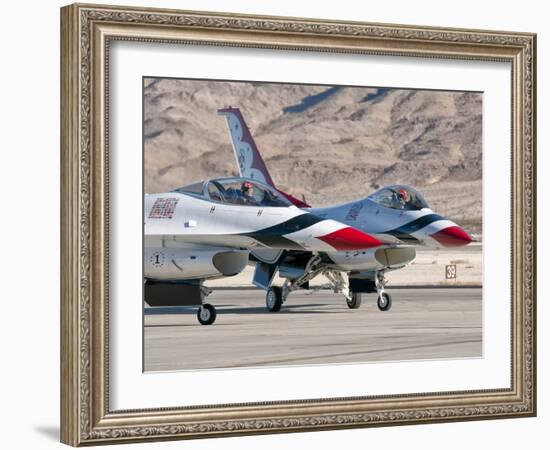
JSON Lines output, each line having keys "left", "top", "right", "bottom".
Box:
{"left": 60, "top": 3, "right": 536, "bottom": 446}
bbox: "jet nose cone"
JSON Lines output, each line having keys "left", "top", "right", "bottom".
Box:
{"left": 431, "top": 226, "right": 473, "bottom": 247}
{"left": 318, "top": 227, "right": 383, "bottom": 251}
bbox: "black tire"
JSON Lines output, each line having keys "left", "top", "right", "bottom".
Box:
{"left": 197, "top": 303, "right": 217, "bottom": 325}
{"left": 266, "top": 287, "right": 283, "bottom": 312}
{"left": 346, "top": 292, "right": 362, "bottom": 309}
{"left": 377, "top": 292, "right": 392, "bottom": 311}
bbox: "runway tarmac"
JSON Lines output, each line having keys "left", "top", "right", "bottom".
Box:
{"left": 144, "top": 287, "right": 482, "bottom": 372}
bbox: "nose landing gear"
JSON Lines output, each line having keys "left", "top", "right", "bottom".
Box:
{"left": 375, "top": 271, "right": 392, "bottom": 311}
{"left": 197, "top": 285, "right": 217, "bottom": 325}
{"left": 197, "top": 303, "right": 217, "bottom": 325}
{"left": 377, "top": 292, "right": 392, "bottom": 311}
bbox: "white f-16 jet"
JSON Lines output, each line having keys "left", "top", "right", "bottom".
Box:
{"left": 145, "top": 177, "right": 384, "bottom": 324}
{"left": 217, "top": 107, "right": 473, "bottom": 314}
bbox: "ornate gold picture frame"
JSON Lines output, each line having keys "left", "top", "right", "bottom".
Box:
{"left": 60, "top": 3, "right": 536, "bottom": 446}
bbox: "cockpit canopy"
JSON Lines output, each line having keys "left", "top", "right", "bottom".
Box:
{"left": 368, "top": 185, "right": 430, "bottom": 211}
{"left": 172, "top": 177, "right": 293, "bottom": 207}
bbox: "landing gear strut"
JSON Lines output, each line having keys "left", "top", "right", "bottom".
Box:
{"left": 265, "top": 256, "right": 323, "bottom": 312}
{"left": 324, "top": 270, "right": 361, "bottom": 309}
{"left": 375, "top": 272, "right": 392, "bottom": 312}
{"left": 197, "top": 285, "right": 217, "bottom": 325}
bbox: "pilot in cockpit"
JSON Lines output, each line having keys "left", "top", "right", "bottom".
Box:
{"left": 240, "top": 181, "right": 258, "bottom": 206}
{"left": 392, "top": 188, "right": 413, "bottom": 210}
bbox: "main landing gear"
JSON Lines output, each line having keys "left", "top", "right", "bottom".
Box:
{"left": 266, "top": 286, "right": 284, "bottom": 312}
{"left": 197, "top": 285, "right": 217, "bottom": 325}
{"left": 323, "top": 271, "right": 358, "bottom": 309}
{"left": 265, "top": 256, "right": 324, "bottom": 313}
{"left": 346, "top": 292, "right": 362, "bottom": 309}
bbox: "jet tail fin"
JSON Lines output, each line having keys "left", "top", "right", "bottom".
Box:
{"left": 218, "top": 107, "right": 311, "bottom": 208}
{"left": 217, "top": 107, "right": 275, "bottom": 186}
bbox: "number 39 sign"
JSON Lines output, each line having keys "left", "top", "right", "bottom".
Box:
{"left": 446, "top": 264, "right": 457, "bottom": 280}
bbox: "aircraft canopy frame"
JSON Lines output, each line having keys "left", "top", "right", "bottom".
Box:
{"left": 172, "top": 177, "right": 294, "bottom": 208}
{"left": 368, "top": 185, "right": 431, "bottom": 211}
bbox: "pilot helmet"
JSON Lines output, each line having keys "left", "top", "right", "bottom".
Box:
{"left": 398, "top": 188, "right": 410, "bottom": 201}
{"left": 241, "top": 181, "right": 253, "bottom": 191}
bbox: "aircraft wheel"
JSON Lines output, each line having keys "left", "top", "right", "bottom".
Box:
{"left": 266, "top": 287, "right": 283, "bottom": 312}
{"left": 377, "top": 292, "right": 392, "bottom": 311}
{"left": 346, "top": 292, "right": 362, "bottom": 309}
{"left": 197, "top": 303, "right": 217, "bottom": 325}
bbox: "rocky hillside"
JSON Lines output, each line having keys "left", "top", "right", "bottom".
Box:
{"left": 144, "top": 78, "right": 482, "bottom": 234}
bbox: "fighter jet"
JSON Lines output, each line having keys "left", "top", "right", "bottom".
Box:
{"left": 218, "top": 107, "right": 473, "bottom": 313}
{"left": 144, "top": 177, "right": 384, "bottom": 324}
